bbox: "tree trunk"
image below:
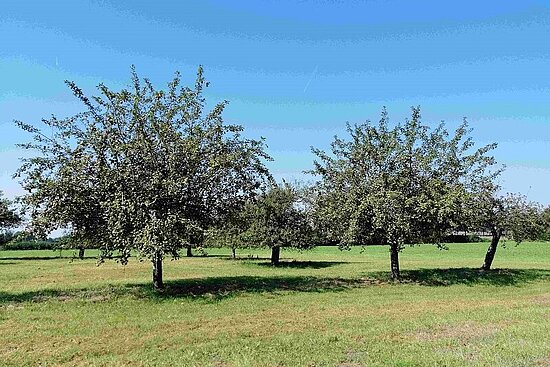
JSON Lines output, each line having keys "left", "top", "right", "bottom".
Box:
{"left": 152, "top": 251, "right": 164, "bottom": 290}
{"left": 271, "top": 246, "right": 280, "bottom": 265}
{"left": 78, "top": 247, "right": 85, "bottom": 259}
{"left": 231, "top": 247, "right": 236, "bottom": 259}
{"left": 186, "top": 245, "right": 193, "bottom": 257}
{"left": 390, "top": 244, "right": 400, "bottom": 279}
{"left": 482, "top": 229, "right": 501, "bottom": 271}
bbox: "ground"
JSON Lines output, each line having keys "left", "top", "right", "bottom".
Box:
{"left": 1, "top": 243, "right": 549, "bottom": 366}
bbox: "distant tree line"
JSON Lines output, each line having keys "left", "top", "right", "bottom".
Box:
{"left": 7, "top": 67, "right": 549, "bottom": 289}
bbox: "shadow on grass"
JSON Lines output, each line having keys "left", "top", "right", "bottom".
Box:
{"left": 1, "top": 268, "right": 548, "bottom": 305}
{"left": 255, "top": 260, "right": 346, "bottom": 269}
{"left": 0, "top": 275, "right": 362, "bottom": 304}
{"left": 366, "top": 267, "right": 550, "bottom": 287}
{"left": 218, "top": 255, "right": 271, "bottom": 261}
{"left": 0, "top": 256, "right": 98, "bottom": 261}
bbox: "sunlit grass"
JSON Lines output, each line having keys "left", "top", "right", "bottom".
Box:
{"left": 1, "top": 242, "right": 549, "bottom": 366}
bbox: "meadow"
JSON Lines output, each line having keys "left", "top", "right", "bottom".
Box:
{"left": 1, "top": 242, "right": 549, "bottom": 367}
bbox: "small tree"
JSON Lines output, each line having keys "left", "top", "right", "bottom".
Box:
{"left": 0, "top": 190, "right": 21, "bottom": 233}
{"left": 540, "top": 206, "right": 550, "bottom": 241}
{"left": 15, "top": 67, "right": 271, "bottom": 289}
{"left": 206, "top": 208, "right": 250, "bottom": 258}
{"left": 310, "top": 107, "right": 498, "bottom": 278}
{"left": 473, "top": 191, "right": 544, "bottom": 270}
{"left": 230, "top": 182, "right": 314, "bottom": 265}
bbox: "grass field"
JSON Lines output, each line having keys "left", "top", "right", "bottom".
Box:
{"left": 1, "top": 243, "right": 549, "bottom": 367}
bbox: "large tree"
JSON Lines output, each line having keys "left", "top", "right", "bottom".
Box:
{"left": 310, "top": 107, "right": 498, "bottom": 278}
{"left": 15, "top": 66, "right": 271, "bottom": 289}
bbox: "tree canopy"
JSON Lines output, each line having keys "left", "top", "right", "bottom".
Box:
{"left": 15, "top": 66, "right": 272, "bottom": 289}
{"left": 471, "top": 190, "right": 545, "bottom": 270}
{"left": 208, "top": 182, "right": 314, "bottom": 265}
{"left": 0, "top": 191, "right": 21, "bottom": 231}
{"left": 309, "top": 107, "right": 499, "bottom": 278}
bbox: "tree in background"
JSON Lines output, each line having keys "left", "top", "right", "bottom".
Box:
{"left": 0, "top": 191, "right": 21, "bottom": 229}
{"left": 540, "top": 206, "right": 550, "bottom": 241}
{"left": 0, "top": 190, "right": 21, "bottom": 236}
{"left": 15, "top": 67, "right": 271, "bottom": 289}
{"left": 206, "top": 207, "right": 250, "bottom": 259}
{"left": 211, "top": 182, "right": 314, "bottom": 265}
{"left": 310, "top": 107, "right": 498, "bottom": 278}
{"left": 471, "top": 190, "right": 545, "bottom": 270}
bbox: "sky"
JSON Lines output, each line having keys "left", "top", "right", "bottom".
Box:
{"left": 1, "top": 0, "right": 550, "bottom": 205}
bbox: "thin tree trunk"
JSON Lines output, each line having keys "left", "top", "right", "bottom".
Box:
{"left": 186, "top": 245, "right": 193, "bottom": 257}
{"left": 482, "top": 229, "right": 501, "bottom": 271}
{"left": 152, "top": 251, "right": 164, "bottom": 290}
{"left": 390, "top": 244, "right": 400, "bottom": 279}
{"left": 231, "top": 247, "right": 236, "bottom": 259}
{"left": 78, "top": 247, "right": 85, "bottom": 259}
{"left": 271, "top": 246, "right": 280, "bottom": 265}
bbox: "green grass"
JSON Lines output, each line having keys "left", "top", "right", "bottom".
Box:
{"left": 1, "top": 243, "right": 549, "bottom": 366}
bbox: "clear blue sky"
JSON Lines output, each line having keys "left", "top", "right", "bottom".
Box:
{"left": 1, "top": 0, "right": 550, "bottom": 204}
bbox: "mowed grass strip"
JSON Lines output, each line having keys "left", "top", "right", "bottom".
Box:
{"left": 0, "top": 243, "right": 549, "bottom": 366}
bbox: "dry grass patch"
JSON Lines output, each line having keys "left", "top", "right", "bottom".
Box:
{"left": 531, "top": 294, "right": 550, "bottom": 305}
{"left": 412, "top": 321, "right": 501, "bottom": 343}
{"left": 535, "top": 355, "right": 550, "bottom": 366}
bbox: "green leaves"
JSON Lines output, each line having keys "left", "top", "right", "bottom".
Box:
{"left": 310, "top": 107, "right": 498, "bottom": 251}
{"left": 208, "top": 182, "right": 315, "bottom": 252}
{"left": 246, "top": 182, "right": 314, "bottom": 250}
{"left": 0, "top": 191, "right": 21, "bottom": 230}
{"left": 16, "top": 67, "right": 272, "bottom": 270}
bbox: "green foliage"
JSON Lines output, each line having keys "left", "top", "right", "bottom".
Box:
{"left": 244, "top": 182, "right": 314, "bottom": 251}
{"left": 464, "top": 151, "right": 545, "bottom": 244}
{"left": 0, "top": 230, "right": 15, "bottom": 245}
{"left": 205, "top": 208, "right": 249, "bottom": 251}
{"left": 0, "top": 231, "right": 62, "bottom": 251}
{"left": 1, "top": 239, "right": 59, "bottom": 251}
{"left": 0, "top": 191, "right": 21, "bottom": 231}
{"left": 538, "top": 206, "right": 550, "bottom": 241}
{"left": 15, "top": 66, "right": 272, "bottom": 287}
{"left": 501, "top": 194, "right": 545, "bottom": 243}
{"left": 309, "top": 107, "right": 498, "bottom": 276}
{"left": 474, "top": 192, "right": 545, "bottom": 243}
{"left": 208, "top": 182, "right": 314, "bottom": 252}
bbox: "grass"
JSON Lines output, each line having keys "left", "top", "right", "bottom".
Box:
{"left": 0, "top": 243, "right": 549, "bottom": 366}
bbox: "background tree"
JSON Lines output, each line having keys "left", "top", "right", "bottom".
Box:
{"left": 540, "top": 206, "right": 550, "bottom": 241}
{"left": 0, "top": 190, "right": 21, "bottom": 232}
{"left": 472, "top": 190, "right": 545, "bottom": 270}
{"left": 205, "top": 209, "right": 249, "bottom": 259}
{"left": 15, "top": 66, "right": 271, "bottom": 289}
{"left": 310, "top": 107, "right": 498, "bottom": 278}
{"left": 225, "top": 182, "right": 315, "bottom": 265}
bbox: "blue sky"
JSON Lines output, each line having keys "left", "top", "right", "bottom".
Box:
{"left": 1, "top": 0, "right": 550, "bottom": 204}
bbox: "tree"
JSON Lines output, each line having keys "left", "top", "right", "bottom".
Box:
{"left": 211, "top": 182, "right": 314, "bottom": 265}
{"left": 15, "top": 66, "right": 271, "bottom": 289}
{"left": 540, "top": 206, "right": 550, "bottom": 241}
{"left": 473, "top": 191, "right": 544, "bottom": 270}
{"left": 310, "top": 107, "right": 498, "bottom": 278}
{"left": 0, "top": 190, "right": 21, "bottom": 232}
{"left": 205, "top": 207, "right": 250, "bottom": 259}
